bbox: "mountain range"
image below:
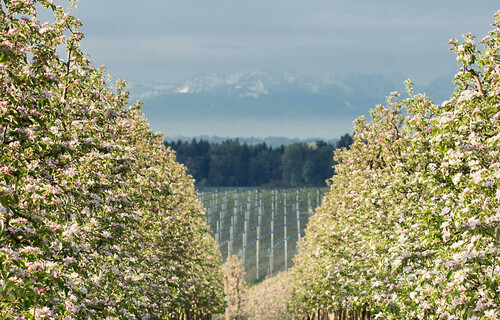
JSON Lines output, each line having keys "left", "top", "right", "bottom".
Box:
{"left": 126, "top": 70, "right": 455, "bottom": 139}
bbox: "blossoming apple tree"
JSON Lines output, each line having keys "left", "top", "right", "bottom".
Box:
{"left": 0, "top": 0, "right": 224, "bottom": 319}
{"left": 291, "top": 12, "right": 500, "bottom": 320}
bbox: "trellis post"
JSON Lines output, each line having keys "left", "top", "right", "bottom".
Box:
{"left": 216, "top": 220, "right": 220, "bottom": 244}
{"left": 229, "top": 197, "right": 238, "bottom": 257}
{"left": 222, "top": 191, "right": 227, "bottom": 259}
{"left": 296, "top": 189, "right": 301, "bottom": 245}
{"left": 242, "top": 191, "right": 250, "bottom": 271}
{"left": 308, "top": 189, "right": 312, "bottom": 213}
{"left": 270, "top": 189, "right": 276, "bottom": 277}
{"left": 256, "top": 197, "right": 262, "bottom": 281}
{"left": 284, "top": 193, "right": 288, "bottom": 271}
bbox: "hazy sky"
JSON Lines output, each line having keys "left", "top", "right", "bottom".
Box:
{"left": 65, "top": 0, "right": 500, "bottom": 85}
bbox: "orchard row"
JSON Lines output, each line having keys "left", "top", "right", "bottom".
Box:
{"left": 289, "top": 14, "right": 500, "bottom": 320}
{"left": 232, "top": 12, "right": 500, "bottom": 320}
{"left": 1, "top": 1, "right": 224, "bottom": 319}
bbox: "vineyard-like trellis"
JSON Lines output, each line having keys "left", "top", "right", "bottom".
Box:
{"left": 199, "top": 188, "right": 327, "bottom": 282}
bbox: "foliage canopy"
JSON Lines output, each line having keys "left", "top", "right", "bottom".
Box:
{"left": 291, "top": 12, "right": 500, "bottom": 320}
{"left": 0, "top": 0, "right": 224, "bottom": 318}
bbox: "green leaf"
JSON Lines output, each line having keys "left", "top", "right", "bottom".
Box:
{"left": 24, "top": 279, "right": 35, "bottom": 288}
{"left": 2, "top": 280, "right": 15, "bottom": 293}
{"left": 0, "top": 197, "right": 9, "bottom": 208}
{"left": 40, "top": 97, "right": 49, "bottom": 107}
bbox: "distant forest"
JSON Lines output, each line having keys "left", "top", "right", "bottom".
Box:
{"left": 164, "top": 134, "right": 353, "bottom": 188}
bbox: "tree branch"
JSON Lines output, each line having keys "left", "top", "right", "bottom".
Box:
{"left": 467, "top": 68, "right": 484, "bottom": 95}
{"left": 62, "top": 48, "right": 72, "bottom": 100}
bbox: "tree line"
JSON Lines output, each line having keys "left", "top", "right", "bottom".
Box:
{"left": 164, "top": 134, "right": 353, "bottom": 188}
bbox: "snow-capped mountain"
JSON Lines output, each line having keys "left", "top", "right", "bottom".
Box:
{"left": 172, "top": 70, "right": 278, "bottom": 97}
{"left": 131, "top": 70, "right": 366, "bottom": 100}
{"left": 126, "top": 70, "right": 454, "bottom": 138}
